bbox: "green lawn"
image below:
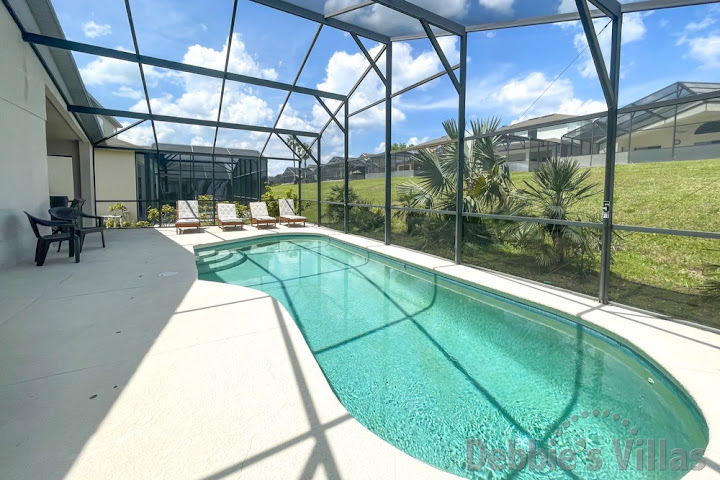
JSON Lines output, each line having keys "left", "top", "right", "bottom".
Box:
{"left": 270, "top": 159, "right": 720, "bottom": 327}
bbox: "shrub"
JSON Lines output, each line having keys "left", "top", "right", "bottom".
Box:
{"left": 350, "top": 207, "right": 384, "bottom": 232}
{"left": 135, "top": 221, "right": 151, "bottom": 228}
{"left": 233, "top": 202, "right": 249, "bottom": 218}
{"left": 121, "top": 221, "right": 132, "bottom": 228}
{"left": 146, "top": 207, "right": 160, "bottom": 224}
{"left": 261, "top": 186, "right": 298, "bottom": 217}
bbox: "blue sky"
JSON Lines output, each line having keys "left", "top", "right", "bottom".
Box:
{"left": 51, "top": 0, "right": 720, "bottom": 175}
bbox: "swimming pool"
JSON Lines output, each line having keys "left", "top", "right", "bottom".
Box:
{"left": 196, "top": 234, "right": 708, "bottom": 479}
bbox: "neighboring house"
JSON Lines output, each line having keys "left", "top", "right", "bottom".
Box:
{"left": 411, "top": 82, "right": 720, "bottom": 172}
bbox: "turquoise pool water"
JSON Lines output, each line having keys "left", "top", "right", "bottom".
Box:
{"left": 197, "top": 235, "right": 708, "bottom": 479}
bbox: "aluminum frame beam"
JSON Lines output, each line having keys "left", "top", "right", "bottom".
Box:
{"left": 124, "top": 0, "right": 160, "bottom": 161}
{"left": 22, "top": 33, "right": 346, "bottom": 102}
{"left": 325, "top": 1, "right": 374, "bottom": 18}
{"left": 211, "top": 0, "right": 240, "bottom": 204}
{"left": 260, "top": 24, "right": 324, "bottom": 157}
{"left": 94, "top": 119, "right": 145, "bottom": 146}
{"left": 575, "top": 0, "right": 616, "bottom": 106}
{"left": 351, "top": 34, "right": 386, "bottom": 85}
{"left": 384, "top": 42, "right": 392, "bottom": 245}
{"left": 372, "top": 0, "right": 465, "bottom": 36}
{"left": 588, "top": 0, "right": 621, "bottom": 18}
{"left": 599, "top": 16, "right": 622, "bottom": 304}
{"left": 421, "top": 20, "right": 460, "bottom": 93}
{"left": 315, "top": 96, "right": 345, "bottom": 133}
{"left": 308, "top": 46, "right": 387, "bottom": 151}
{"left": 274, "top": 133, "right": 318, "bottom": 164}
{"left": 67, "top": 105, "right": 320, "bottom": 137}
{"left": 350, "top": 63, "right": 460, "bottom": 117}
{"left": 246, "top": 0, "right": 390, "bottom": 43}
{"left": 454, "top": 33, "right": 468, "bottom": 264}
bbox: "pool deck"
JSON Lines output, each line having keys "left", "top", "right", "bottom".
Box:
{"left": 1, "top": 225, "right": 719, "bottom": 479}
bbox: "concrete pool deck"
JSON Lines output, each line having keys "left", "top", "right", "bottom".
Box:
{"left": 0, "top": 225, "right": 718, "bottom": 479}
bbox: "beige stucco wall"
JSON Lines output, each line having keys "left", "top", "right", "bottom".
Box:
{"left": 47, "top": 155, "right": 75, "bottom": 197}
{"left": 617, "top": 106, "right": 720, "bottom": 152}
{"left": 95, "top": 148, "right": 138, "bottom": 222}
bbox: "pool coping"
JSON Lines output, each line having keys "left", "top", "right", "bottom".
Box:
{"left": 189, "top": 226, "right": 720, "bottom": 479}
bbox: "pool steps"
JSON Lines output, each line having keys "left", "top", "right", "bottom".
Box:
{"left": 195, "top": 249, "right": 247, "bottom": 274}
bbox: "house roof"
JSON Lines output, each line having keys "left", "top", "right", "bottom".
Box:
{"left": 499, "top": 114, "right": 577, "bottom": 132}
{"left": 9, "top": 0, "right": 104, "bottom": 142}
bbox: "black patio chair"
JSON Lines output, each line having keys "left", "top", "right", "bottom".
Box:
{"left": 49, "top": 195, "right": 69, "bottom": 208}
{"left": 49, "top": 207, "right": 106, "bottom": 253}
{"left": 69, "top": 198, "right": 86, "bottom": 211}
{"left": 24, "top": 212, "right": 78, "bottom": 266}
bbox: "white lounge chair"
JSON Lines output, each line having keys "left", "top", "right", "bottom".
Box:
{"left": 176, "top": 200, "right": 202, "bottom": 234}
{"left": 249, "top": 201, "right": 277, "bottom": 227}
{"left": 216, "top": 202, "right": 245, "bottom": 231}
{"left": 278, "top": 199, "right": 306, "bottom": 227}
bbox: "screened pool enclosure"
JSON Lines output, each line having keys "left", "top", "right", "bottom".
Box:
{"left": 7, "top": 0, "right": 720, "bottom": 324}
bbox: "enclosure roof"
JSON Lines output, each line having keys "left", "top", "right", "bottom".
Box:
{"left": 265, "top": 0, "right": 718, "bottom": 41}
{"left": 499, "top": 114, "right": 578, "bottom": 131}
{"left": 563, "top": 81, "right": 720, "bottom": 143}
{"left": 151, "top": 144, "right": 262, "bottom": 157}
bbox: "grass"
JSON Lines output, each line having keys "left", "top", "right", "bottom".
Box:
{"left": 270, "top": 159, "right": 720, "bottom": 327}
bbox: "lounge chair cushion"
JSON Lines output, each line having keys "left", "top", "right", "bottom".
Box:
{"left": 253, "top": 215, "right": 276, "bottom": 222}
{"left": 217, "top": 203, "right": 243, "bottom": 222}
{"left": 281, "top": 214, "right": 306, "bottom": 221}
{"left": 176, "top": 218, "right": 200, "bottom": 226}
{"left": 249, "top": 202, "right": 270, "bottom": 219}
{"left": 279, "top": 199, "right": 298, "bottom": 217}
{"left": 177, "top": 200, "right": 200, "bottom": 220}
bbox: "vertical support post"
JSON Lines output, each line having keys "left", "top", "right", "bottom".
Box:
{"left": 628, "top": 111, "right": 633, "bottom": 161}
{"left": 297, "top": 150, "right": 302, "bottom": 213}
{"left": 454, "top": 33, "right": 468, "bottom": 264}
{"left": 671, "top": 104, "right": 679, "bottom": 161}
{"left": 599, "top": 15, "right": 622, "bottom": 304}
{"left": 317, "top": 140, "right": 322, "bottom": 226}
{"left": 257, "top": 158, "right": 262, "bottom": 201}
{"left": 344, "top": 100, "right": 350, "bottom": 233}
{"left": 384, "top": 42, "right": 393, "bottom": 245}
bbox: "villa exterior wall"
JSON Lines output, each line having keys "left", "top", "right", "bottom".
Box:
{"left": 95, "top": 149, "right": 138, "bottom": 221}
{"left": 0, "top": 3, "right": 88, "bottom": 268}
{"left": 47, "top": 155, "right": 75, "bottom": 198}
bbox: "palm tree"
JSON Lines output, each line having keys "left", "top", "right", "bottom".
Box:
{"left": 396, "top": 117, "right": 513, "bottom": 214}
{"left": 286, "top": 136, "right": 312, "bottom": 183}
{"left": 508, "top": 157, "right": 599, "bottom": 266}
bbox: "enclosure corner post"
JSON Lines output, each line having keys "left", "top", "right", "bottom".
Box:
{"left": 599, "top": 14, "right": 622, "bottom": 304}
{"left": 344, "top": 100, "right": 350, "bottom": 234}
{"left": 385, "top": 42, "right": 393, "bottom": 245}
{"left": 454, "top": 33, "right": 468, "bottom": 265}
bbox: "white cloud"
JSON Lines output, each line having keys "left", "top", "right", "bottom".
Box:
{"left": 572, "top": 12, "right": 650, "bottom": 78}
{"left": 677, "top": 34, "right": 720, "bottom": 69}
{"left": 676, "top": 7, "right": 720, "bottom": 69}
{"left": 407, "top": 136, "right": 430, "bottom": 146}
{"left": 80, "top": 55, "right": 176, "bottom": 89}
{"left": 374, "top": 141, "right": 385, "bottom": 154}
{"left": 466, "top": 72, "right": 605, "bottom": 122}
{"left": 112, "top": 86, "right": 143, "bottom": 100}
{"left": 478, "top": 0, "right": 514, "bottom": 15}
{"left": 110, "top": 34, "right": 280, "bottom": 147}
{"left": 314, "top": 39, "right": 460, "bottom": 133}
{"left": 557, "top": 0, "right": 575, "bottom": 14}
{"left": 182, "top": 33, "right": 278, "bottom": 80}
{"left": 82, "top": 20, "right": 112, "bottom": 39}
{"left": 685, "top": 17, "right": 715, "bottom": 32}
